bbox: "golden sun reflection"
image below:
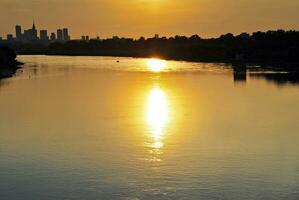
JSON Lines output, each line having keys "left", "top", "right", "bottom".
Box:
{"left": 146, "top": 87, "right": 169, "bottom": 149}
{"left": 147, "top": 58, "right": 166, "bottom": 72}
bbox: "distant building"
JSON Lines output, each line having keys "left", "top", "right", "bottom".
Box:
{"left": 81, "top": 35, "right": 90, "bottom": 41}
{"left": 0, "top": 37, "right": 2, "bottom": 41}
{"left": 40, "top": 30, "right": 48, "bottom": 41}
{"left": 7, "top": 34, "right": 14, "bottom": 41}
{"left": 15, "top": 25, "right": 22, "bottom": 41}
{"left": 50, "top": 32, "right": 56, "bottom": 41}
{"left": 154, "top": 34, "right": 159, "bottom": 39}
{"left": 57, "top": 29, "right": 63, "bottom": 41}
{"left": 7, "top": 23, "right": 72, "bottom": 43}
{"left": 31, "top": 23, "right": 38, "bottom": 40}
{"left": 96, "top": 36, "right": 100, "bottom": 40}
{"left": 62, "top": 28, "right": 70, "bottom": 41}
{"left": 23, "top": 22, "right": 38, "bottom": 41}
{"left": 23, "top": 30, "right": 30, "bottom": 41}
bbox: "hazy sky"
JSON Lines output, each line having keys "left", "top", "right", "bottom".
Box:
{"left": 0, "top": 0, "right": 299, "bottom": 39}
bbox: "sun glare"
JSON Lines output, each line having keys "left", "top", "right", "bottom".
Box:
{"left": 147, "top": 87, "right": 169, "bottom": 149}
{"left": 147, "top": 58, "right": 166, "bottom": 72}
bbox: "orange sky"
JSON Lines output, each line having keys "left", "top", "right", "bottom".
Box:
{"left": 0, "top": 0, "right": 299, "bottom": 39}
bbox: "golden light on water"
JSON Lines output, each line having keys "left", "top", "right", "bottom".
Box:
{"left": 146, "top": 87, "right": 169, "bottom": 149}
{"left": 147, "top": 58, "right": 166, "bottom": 72}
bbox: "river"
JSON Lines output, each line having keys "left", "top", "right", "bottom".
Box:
{"left": 0, "top": 55, "right": 299, "bottom": 200}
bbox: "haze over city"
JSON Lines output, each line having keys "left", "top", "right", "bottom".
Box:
{"left": 1, "top": 0, "right": 299, "bottom": 39}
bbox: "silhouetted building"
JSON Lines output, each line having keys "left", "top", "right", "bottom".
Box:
{"left": 31, "top": 23, "right": 38, "bottom": 40}
{"left": 40, "top": 30, "right": 48, "bottom": 41}
{"left": 0, "top": 37, "right": 2, "bottom": 41}
{"left": 81, "top": 35, "right": 89, "bottom": 41}
{"left": 62, "top": 28, "right": 70, "bottom": 41}
{"left": 15, "top": 25, "right": 22, "bottom": 41}
{"left": 23, "top": 30, "right": 30, "bottom": 41}
{"left": 23, "top": 22, "right": 38, "bottom": 41}
{"left": 154, "top": 34, "right": 159, "bottom": 39}
{"left": 57, "top": 29, "right": 63, "bottom": 41}
{"left": 6, "top": 23, "right": 72, "bottom": 43}
{"left": 50, "top": 32, "right": 56, "bottom": 41}
{"left": 7, "top": 34, "right": 14, "bottom": 41}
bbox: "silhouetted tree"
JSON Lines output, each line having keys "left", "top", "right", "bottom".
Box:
{"left": 5, "top": 29, "right": 299, "bottom": 67}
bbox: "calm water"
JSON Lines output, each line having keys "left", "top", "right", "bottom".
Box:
{"left": 1, "top": 56, "right": 299, "bottom": 200}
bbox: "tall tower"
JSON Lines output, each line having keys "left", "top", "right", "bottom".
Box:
{"left": 62, "top": 28, "right": 70, "bottom": 41}
{"left": 15, "top": 25, "right": 22, "bottom": 41}
{"left": 57, "top": 29, "right": 63, "bottom": 41}
{"left": 31, "top": 21, "right": 38, "bottom": 40}
{"left": 50, "top": 32, "right": 56, "bottom": 41}
{"left": 40, "top": 30, "right": 48, "bottom": 41}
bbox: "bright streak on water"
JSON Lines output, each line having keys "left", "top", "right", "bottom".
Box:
{"left": 0, "top": 55, "right": 299, "bottom": 200}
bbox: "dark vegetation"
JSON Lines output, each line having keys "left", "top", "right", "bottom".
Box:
{"left": 45, "top": 30, "right": 299, "bottom": 67}
{"left": 0, "top": 46, "right": 23, "bottom": 78}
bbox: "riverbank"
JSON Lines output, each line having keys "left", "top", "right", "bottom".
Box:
{"left": 0, "top": 66, "right": 21, "bottom": 78}
{"left": 45, "top": 30, "right": 299, "bottom": 68}
{"left": 43, "top": 52, "right": 299, "bottom": 71}
{"left": 0, "top": 46, "right": 23, "bottom": 78}
{"left": 2, "top": 30, "right": 298, "bottom": 71}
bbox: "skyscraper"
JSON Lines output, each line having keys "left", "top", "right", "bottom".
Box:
{"left": 50, "top": 32, "right": 56, "bottom": 41}
{"left": 7, "top": 34, "right": 14, "bottom": 41}
{"left": 40, "top": 30, "right": 48, "bottom": 41}
{"left": 57, "top": 29, "right": 63, "bottom": 41}
{"left": 23, "top": 22, "right": 38, "bottom": 41}
{"left": 62, "top": 28, "right": 70, "bottom": 41}
{"left": 15, "top": 25, "right": 22, "bottom": 41}
{"left": 31, "top": 22, "right": 38, "bottom": 40}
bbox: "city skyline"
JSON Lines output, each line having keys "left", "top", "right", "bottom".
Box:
{"left": 2, "top": 22, "right": 299, "bottom": 43}
{"left": 2, "top": 22, "right": 71, "bottom": 42}
{"left": 0, "top": 0, "right": 299, "bottom": 39}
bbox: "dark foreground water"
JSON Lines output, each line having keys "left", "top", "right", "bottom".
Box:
{"left": 0, "top": 56, "right": 299, "bottom": 200}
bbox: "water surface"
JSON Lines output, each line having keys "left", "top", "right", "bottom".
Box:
{"left": 1, "top": 56, "right": 299, "bottom": 200}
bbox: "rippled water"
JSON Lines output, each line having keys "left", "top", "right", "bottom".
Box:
{"left": 0, "top": 56, "right": 299, "bottom": 200}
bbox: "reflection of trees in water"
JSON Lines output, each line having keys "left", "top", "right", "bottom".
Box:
{"left": 250, "top": 72, "right": 299, "bottom": 86}
{"left": 0, "top": 67, "right": 19, "bottom": 80}
{"left": 232, "top": 62, "right": 247, "bottom": 83}
{"left": 231, "top": 62, "right": 299, "bottom": 86}
{"left": 0, "top": 78, "right": 12, "bottom": 91}
{"left": 0, "top": 65, "right": 24, "bottom": 90}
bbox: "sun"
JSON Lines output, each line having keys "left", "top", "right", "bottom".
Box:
{"left": 147, "top": 58, "right": 166, "bottom": 72}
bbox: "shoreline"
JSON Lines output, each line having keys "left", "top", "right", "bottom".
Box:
{"left": 0, "top": 46, "right": 23, "bottom": 79}
{"left": 18, "top": 53, "right": 299, "bottom": 72}
{"left": 0, "top": 65, "right": 22, "bottom": 79}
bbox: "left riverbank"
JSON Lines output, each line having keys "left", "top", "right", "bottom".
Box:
{"left": 0, "top": 46, "right": 23, "bottom": 78}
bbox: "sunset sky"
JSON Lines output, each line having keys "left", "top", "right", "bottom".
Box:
{"left": 0, "top": 0, "right": 299, "bottom": 39}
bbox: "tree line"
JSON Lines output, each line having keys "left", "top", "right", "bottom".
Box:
{"left": 47, "top": 30, "right": 299, "bottom": 65}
